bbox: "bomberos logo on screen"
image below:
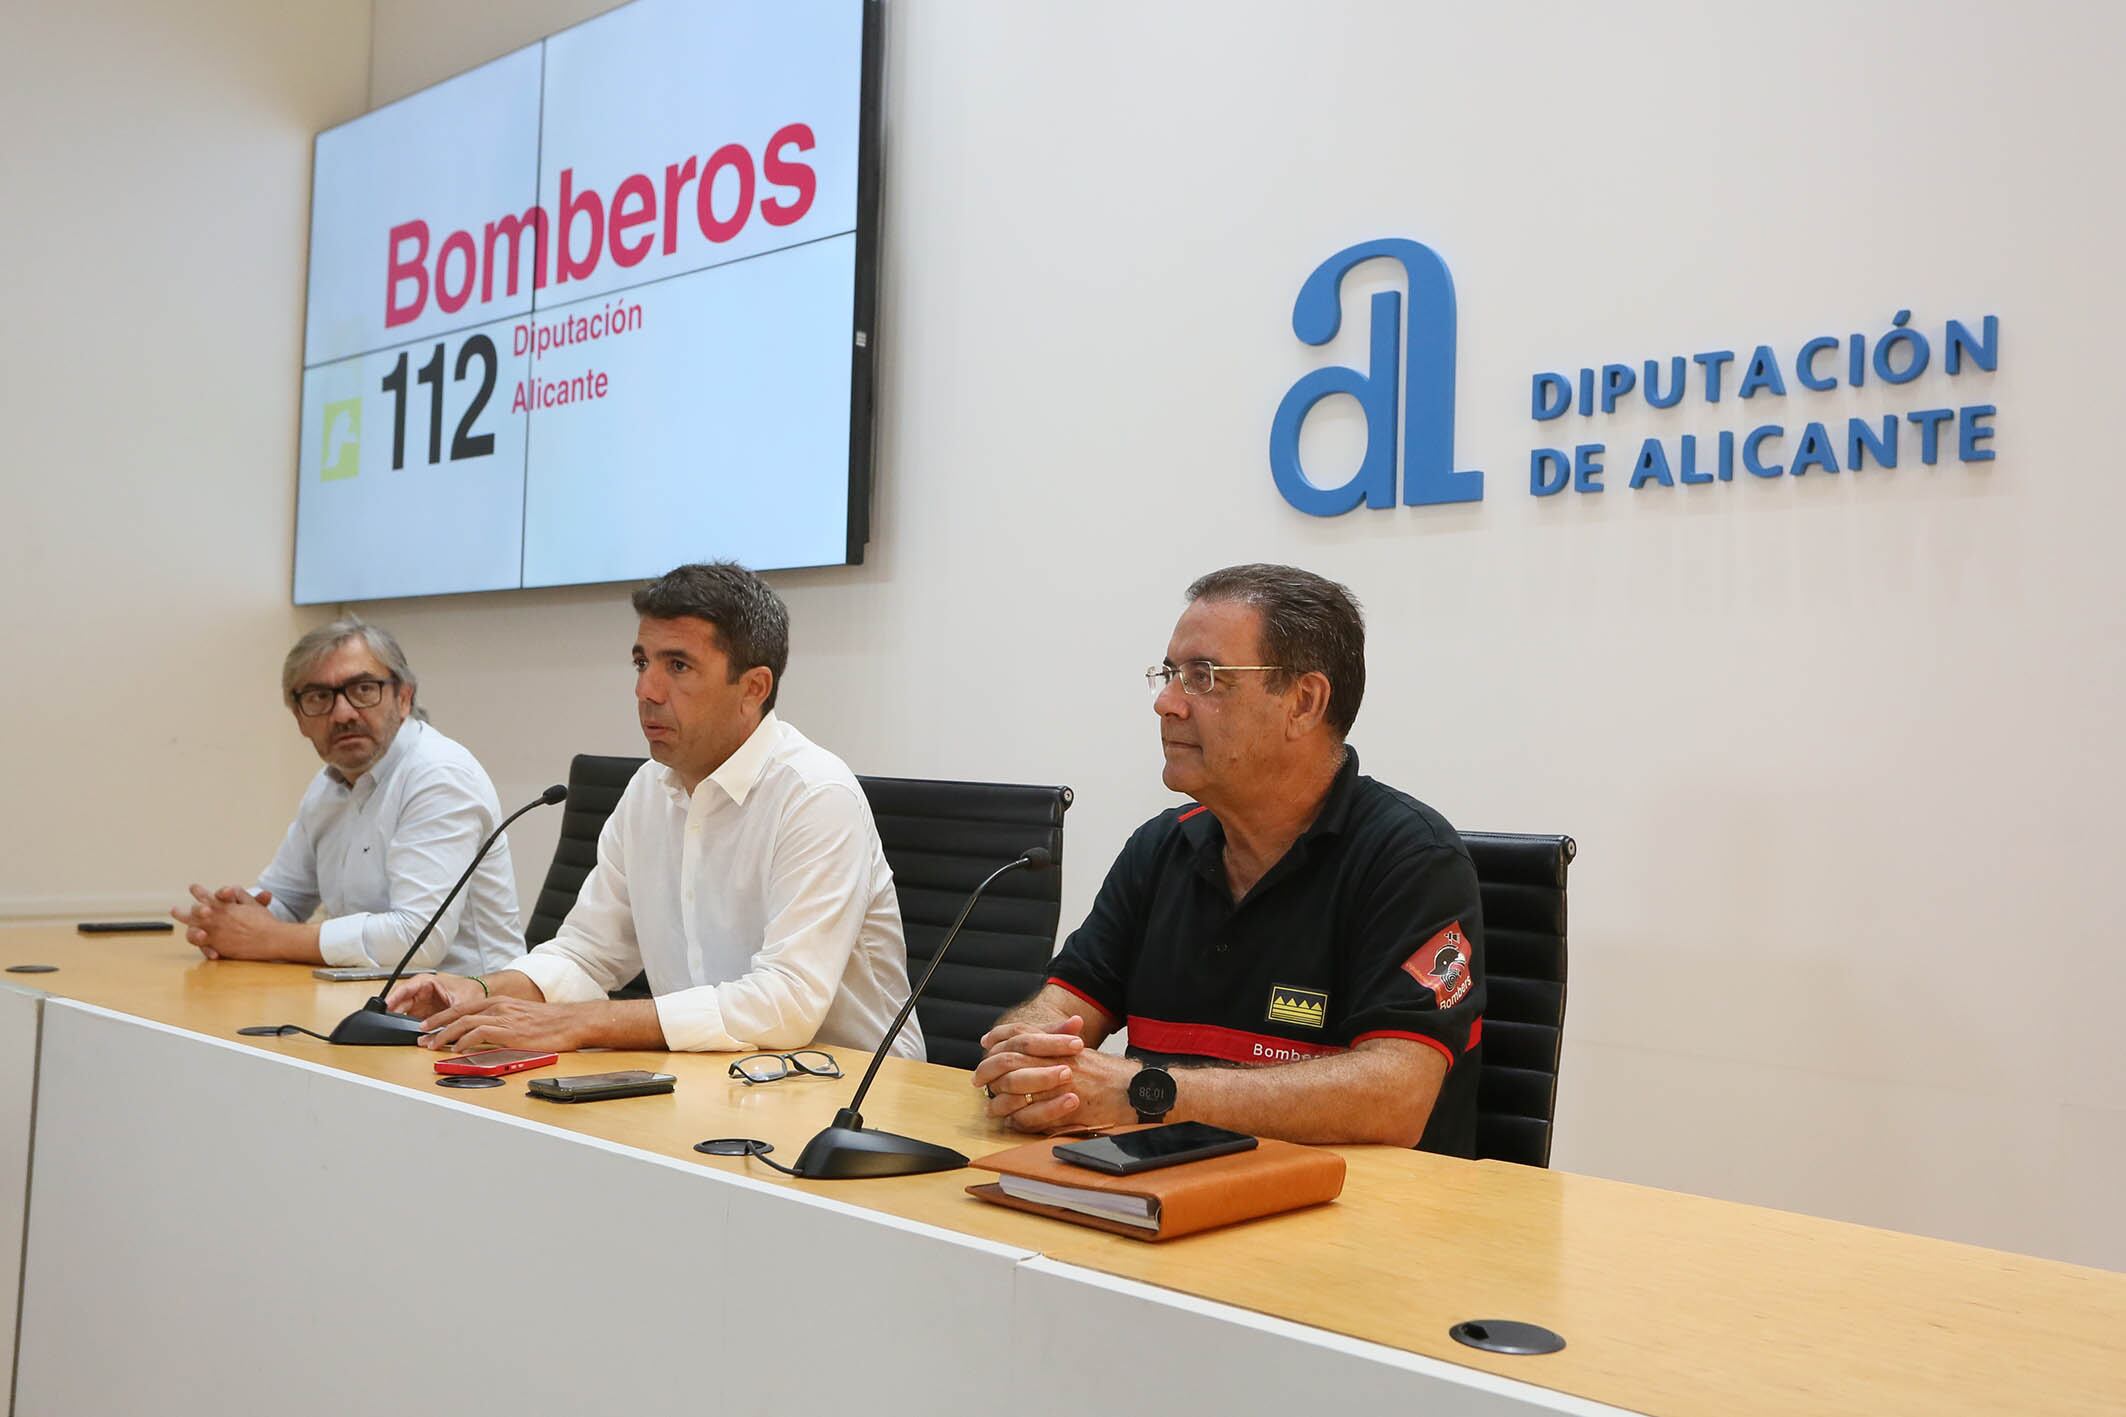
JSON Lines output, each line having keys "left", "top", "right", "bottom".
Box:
{"left": 294, "top": 0, "right": 870, "bottom": 603}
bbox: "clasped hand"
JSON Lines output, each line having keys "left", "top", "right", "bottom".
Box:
{"left": 171, "top": 884, "right": 282, "bottom": 960}
{"left": 970, "top": 1014, "right": 1137, "bottom": 1132}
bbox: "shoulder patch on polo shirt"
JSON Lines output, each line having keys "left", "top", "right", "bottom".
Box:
{"left": 1401, "top": 923, "right": 1473, "bottom": 1008}
{"left": 1266, "top": 984, "right": 1328, "bottom": 1028}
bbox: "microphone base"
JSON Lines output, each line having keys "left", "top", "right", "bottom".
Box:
{"left": 794, "top": 1122, "right": 969, "bottom": 1180}
{"left": 326, "top": 1000, "right": 427, "bottom": 1047}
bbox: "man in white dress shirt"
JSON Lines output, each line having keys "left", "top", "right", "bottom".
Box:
{"left": 171, "top": 618, "right": 522, "bottom": 977}
{"left": 388, "top": 562, "right": 921, "bottom": 1059}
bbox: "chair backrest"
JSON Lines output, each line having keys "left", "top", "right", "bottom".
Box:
{"left": 1461, "top": 831, "right": 1575, "bottom": 1168}
{"left": 857, "top": 775, "right": 1072, "bottom": 1070}
{"left": 526, "top": 754, "right": 646, "bottom": 946}
{"left": 523, "top": 756, "right": 1071, "bottom": 1061}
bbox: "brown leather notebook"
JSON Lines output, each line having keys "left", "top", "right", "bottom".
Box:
{"left": 966, "top": 1128, "right": 1345, "bottom": 1241}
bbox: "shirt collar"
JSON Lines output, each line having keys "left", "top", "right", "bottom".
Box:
{"left": 1306, "top": 745, "right": 1362, "bottom": 840}
{"left": 326, "top": 717, "right": 423, "bottom": 794}
{"left": 689, "top": 711, "right": 781, "bottom": 807}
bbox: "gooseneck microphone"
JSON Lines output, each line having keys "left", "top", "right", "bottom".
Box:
{"left": 325, "top": 784, "right": 568, "bottom": 1047}
{"left": 791, "top": 846, "right": 1052, "bottom": 1179}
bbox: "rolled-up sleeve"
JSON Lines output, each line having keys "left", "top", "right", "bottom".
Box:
{"left": 315, "top": 773, "right": 496, "bottom": 969}
{"left": 317, "top": 915, "right": 373, "bottom": 968}
{"left": 653, "top": 782, "right": 872, "bottom": 1053}
{"left": 506, "top": 803, "right": 643, "bottom": 1002}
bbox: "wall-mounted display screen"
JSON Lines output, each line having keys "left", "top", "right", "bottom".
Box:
{"left": 293, "top": 0, "right": 879, "bottom": 604}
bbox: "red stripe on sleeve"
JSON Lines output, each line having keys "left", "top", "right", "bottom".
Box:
{"left": 1352, "top": 1029, "right": 1458, "bottom": 1069}
{"left": 1127, "top": 1016, "right": 1345, "bottom": 1065}
{"left": 1045, "top": 976, "right": 1115, "bottom": 1020}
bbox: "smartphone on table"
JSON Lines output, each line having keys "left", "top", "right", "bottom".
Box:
{"left": 1053, "top": 1122, "right": 1259, "bottom": 1176}
{"left": 434, "top": 1049, "right": 559, "bottom": 1078}
{"left": 526, "top": 1070, "right": 677, "bottom": 1102}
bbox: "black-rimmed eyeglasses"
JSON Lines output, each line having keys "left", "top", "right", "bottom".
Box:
{"left": 728, "top": 1050, "right": 843, "bottom": 1085}
{"left": 291, "top": 675, "right": 398, "bottom": 717}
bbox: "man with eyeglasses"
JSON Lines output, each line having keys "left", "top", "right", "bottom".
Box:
{"left": 171, "top": 618, "right": 522, "bottom": 977}
{"left": 383, "top": 562, "right": 921, "bottom": 1061}
{"left": 973, "top": 564, "right": 1486, "bottom": 1154}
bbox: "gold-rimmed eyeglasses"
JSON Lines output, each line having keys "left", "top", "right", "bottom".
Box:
{"left": 1144, "top": 661, "right": 1285, "bottom": 695}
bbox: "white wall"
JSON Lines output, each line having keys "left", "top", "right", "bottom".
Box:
{"left": 362, "top": 0, "right": 2126, "bottom": 1271}
{"left": 0, "top": 0, "right": 371, "bottom": 916}
{"left": 14, "top": 0, "right": 2121, "bottom": 1271}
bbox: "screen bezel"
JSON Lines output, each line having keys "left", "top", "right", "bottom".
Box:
{"left": 290, "top": 0, "right": 883, "bottom": 605}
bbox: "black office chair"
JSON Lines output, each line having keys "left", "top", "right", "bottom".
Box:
{"left": 523, "top": 756, "right": 1071, "bottom": 1040}
{"left": 526, "top": 754, "right": 645, "bottom": 978}
{"left": 857, "top": 775, "right": 1072, "bottom": 1070}
{"left": 1462, "top": 831, "right": 1575, "bottom": 1168}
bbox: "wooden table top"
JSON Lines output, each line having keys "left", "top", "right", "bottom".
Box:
{"left": 4, "top": 921, "right": 2121, "bottom": 1416}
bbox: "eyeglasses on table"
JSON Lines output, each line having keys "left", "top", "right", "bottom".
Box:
{"left": 727, "top": 1050, "right": 843, "bottom": 1085}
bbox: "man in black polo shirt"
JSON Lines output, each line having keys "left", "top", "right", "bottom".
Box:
{"left": 971, "top": 564, "right": 1484, "bottom": 1153}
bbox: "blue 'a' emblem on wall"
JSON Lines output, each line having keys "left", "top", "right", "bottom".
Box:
{"left": 1269, "top": 238, "right": 1482, "bottom": 515}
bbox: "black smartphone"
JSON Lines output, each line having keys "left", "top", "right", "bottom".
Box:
{"left": 1053, "top": 1122, "right": 1259, "bottom": 1176}
{"left": 78, "top": 921, "right": 176, "bottom": 934}
{"left": 526, "top": 1070, "right": 676, "bottom": 1102}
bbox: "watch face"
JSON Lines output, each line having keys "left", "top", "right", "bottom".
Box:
{"left": 1129, "top": 1067, "right": 1177, "bottom": 1116}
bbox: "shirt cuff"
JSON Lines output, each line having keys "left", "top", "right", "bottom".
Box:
{"left": 507, "top": 949, "right": 611, "bottom": 1005}
{"left": 652, "top": 985, "right": 732, "bottom": 1053}
{"left": 317, "top": 916, "right": 374, "bottom": 968}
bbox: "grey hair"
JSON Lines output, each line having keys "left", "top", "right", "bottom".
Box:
{"left": 281, "top": 616, "right": 427, "bottom": 722}
{"left": 1185, "top": 564, "right": 1366, "bottom": 737}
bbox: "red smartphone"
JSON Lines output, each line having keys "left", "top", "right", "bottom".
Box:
{"left": 434, "top": 1049, "right": 560, "bottom": 1077}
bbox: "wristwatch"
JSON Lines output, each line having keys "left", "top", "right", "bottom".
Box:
{"left": 1128, "top": 1065, "right": 1177, "bottom": 1124}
